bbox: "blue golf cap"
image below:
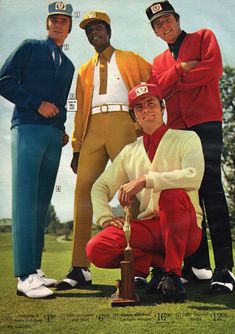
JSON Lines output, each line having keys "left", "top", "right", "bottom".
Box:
{"left": 48, "top": 2, "right": 73, "bottom": 17}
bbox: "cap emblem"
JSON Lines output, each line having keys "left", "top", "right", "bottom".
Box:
{"left": 55, "top": 2, "right": 66, "bottom": 11}
{"left": 87, "top": 12, "right": 97, "bottom": 18}
{"left": 151, "top": 4, "right": 163, "bottom": 14}
{"left": 136, "top": 86, "right": 149, "bottom": 96}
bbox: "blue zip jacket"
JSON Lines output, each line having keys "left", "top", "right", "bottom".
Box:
{"left": 0, "top": 38, "right": 74, "bottom": 130}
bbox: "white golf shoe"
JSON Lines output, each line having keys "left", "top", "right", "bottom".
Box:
{"left": 17, "top": 274, "right": 54, "bottom": 299}
{"left": 37, "top": 269, "right": 57, "bottom": 287}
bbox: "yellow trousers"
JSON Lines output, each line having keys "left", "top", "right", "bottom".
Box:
{"left": 72, "top": 112, "right": 137, "bottom": 267}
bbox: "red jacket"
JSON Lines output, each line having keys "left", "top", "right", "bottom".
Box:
{"left": 149, "top": 29, "right": 223, "bottom": 129}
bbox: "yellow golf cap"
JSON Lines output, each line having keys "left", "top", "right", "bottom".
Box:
{"left": 79, "top": 11, "right": 111, "bottom": 30}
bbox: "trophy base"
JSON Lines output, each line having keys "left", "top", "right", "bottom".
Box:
{"left": 111, "top": 295, "right": 140, "bottom": 307}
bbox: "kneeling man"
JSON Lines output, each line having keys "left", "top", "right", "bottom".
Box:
{"left": 86, "top": 83, "right": 204, "bottom": 302}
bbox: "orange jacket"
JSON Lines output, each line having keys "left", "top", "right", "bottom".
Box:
{"left": 72, "top": 49, "right": 152, "bottom": 152}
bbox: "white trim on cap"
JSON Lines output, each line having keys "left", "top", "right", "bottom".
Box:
{"left": 149, "top": 10, "right": 174, "bottom": 23}
{"left": 48, "top": 11, "right": 71, "bottom": 16}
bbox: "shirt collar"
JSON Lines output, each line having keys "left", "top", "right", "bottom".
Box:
{"left": 46, "top": 38, "right": 63, "bottom": 53}
{"left": 143, "top": 123, "right": 169, "bottom": 152}
{"left": 95, "top": 45, "right": 115, "bottom": 65}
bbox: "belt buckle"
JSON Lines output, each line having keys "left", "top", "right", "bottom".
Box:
{"left": 101, "top": 104, "right": 109, "bottom": 112}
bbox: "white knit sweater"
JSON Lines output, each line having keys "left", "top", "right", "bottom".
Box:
{"left": 91, "top": 129, "right": 205, "bottom": 227}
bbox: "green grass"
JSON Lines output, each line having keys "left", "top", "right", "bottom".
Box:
{"left": 0, "top": 233, "right": 234, "bottom": 334}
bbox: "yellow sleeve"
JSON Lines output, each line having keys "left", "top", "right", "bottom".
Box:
{"left": 136, "top": 53, "right": 152, "bottom": 82}
{"left": 71, "top": 69, "right": 84, "bottom": 153}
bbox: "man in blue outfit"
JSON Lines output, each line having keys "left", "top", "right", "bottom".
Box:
{"left": 0, "top": 2, "right": 74, "bottom": 299}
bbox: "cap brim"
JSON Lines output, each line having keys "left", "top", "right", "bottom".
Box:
{"left": 129, "top": 93, "right": 160, "bottom": 109}
{"left": 79, "top": 18, "right": 109, "bottom": 30}
{"left": 149, "top": 10, "right": 175, "bottom": 23}
{"left": 48, "top": 12, "right": 72, "bottom": 17}
{"left": 80, "top": 18, "right": 94, "bottom": 29}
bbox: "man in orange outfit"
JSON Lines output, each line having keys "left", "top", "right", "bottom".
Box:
{"left": 55, "top": 11, "right": 151, "bottom": 290}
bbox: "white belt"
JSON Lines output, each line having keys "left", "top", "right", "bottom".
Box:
{"left": 91, "top": 104, "right": 129, "bottom": 114}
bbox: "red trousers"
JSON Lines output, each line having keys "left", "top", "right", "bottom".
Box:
{"left": 86, "top": 189, "right": 202, "bottom": 277}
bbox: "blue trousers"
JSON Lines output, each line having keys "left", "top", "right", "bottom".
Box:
{"left": 11, "top": 124, "right": 62, "bottom": 276}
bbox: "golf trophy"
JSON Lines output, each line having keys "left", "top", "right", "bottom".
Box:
{"left": 111, "top": 206, "right": 140, "bottom": 307}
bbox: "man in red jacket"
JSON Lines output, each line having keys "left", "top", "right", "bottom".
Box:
{"left": 145, "top": 0, "right": 234, "bottom": 294}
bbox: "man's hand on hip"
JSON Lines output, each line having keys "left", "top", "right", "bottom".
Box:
{"left": 38, "top": 101, "right": 59, "bottom": 118}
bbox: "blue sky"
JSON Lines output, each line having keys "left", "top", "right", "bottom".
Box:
{"left": 0, "top": 0, "right": 235, "bottom": 222}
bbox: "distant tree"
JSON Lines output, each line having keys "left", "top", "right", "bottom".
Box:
{"left": 45, "top": 203, "right": 61, "bottom": 234}
{"left": 220, "top": 65, "right": 235, "bottom": 228}
{"left": 63, "top": 220, "right": 73, "bottom": 240}
{"left": 64, "top": 220, "right": 73, "bottom": 231}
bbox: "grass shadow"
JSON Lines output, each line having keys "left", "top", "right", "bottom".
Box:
{"left": 183, "top": 281, "right": 235, "bottom": 309}
{"left": 53, "top": 282, "right": 235, "bottom": 308}
{"left": 54, "top": 284, "right": 116, "bottom": 298}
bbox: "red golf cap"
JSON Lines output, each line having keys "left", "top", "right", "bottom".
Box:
{"left": 128, "top": 82, "right": 161, "bottom": 108}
